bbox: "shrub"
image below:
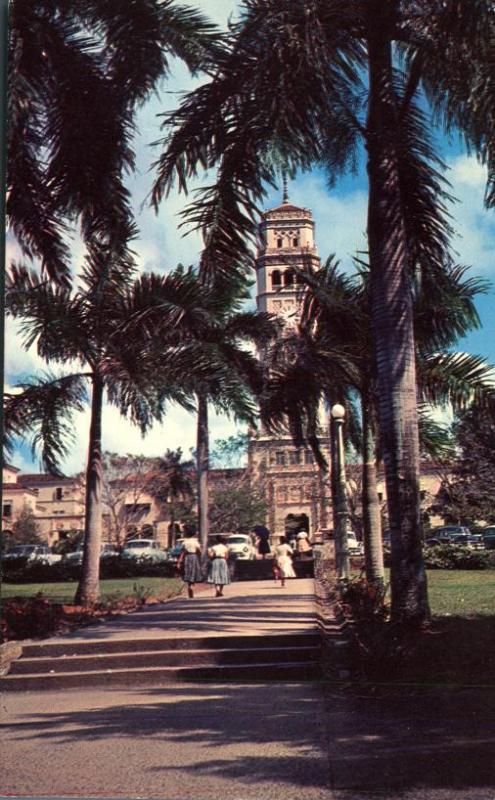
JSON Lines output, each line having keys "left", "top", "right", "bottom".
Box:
{"left": 3, "top": 555, "right": 178, "bottom": 583}
{"left": 423, "top": 545, "right": 495, "bottom": 570}
{"left": 383, "top": 545, "right": 495, "bottom": 570}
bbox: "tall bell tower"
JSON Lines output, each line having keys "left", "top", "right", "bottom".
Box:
{"left": 256, "top": 193, "right": 321, "bottom": 329}
{"left": 248, "top": 192, "right": 332, "bottom": 540}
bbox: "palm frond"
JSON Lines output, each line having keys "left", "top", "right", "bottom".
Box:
{"left": 417, "top": 403, "right": 454, "bottom": 460}
{"left": 408, "top": 0, "right": 495, "bottom": 207}
{"left": 419, "top": 351, "right": 495, "bottom": 413}
{"left": 414, "top": 262, "right": 489, "bottom": 351}
{"left": 3, "top": 372, "right": 89, "bottom": 475}
{"left": 151, "top": 0, "right": 363, "bottom": 287}
{"left": 6, "top": 263, "right": 93, "bottom": 364}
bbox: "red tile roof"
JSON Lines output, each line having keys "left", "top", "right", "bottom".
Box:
{"left": 18, "top": 474, "right": 76, "bottom": 486}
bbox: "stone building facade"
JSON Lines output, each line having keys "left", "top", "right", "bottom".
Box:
{"left": 248, "top": 197, "right": 333, "bottom": 538}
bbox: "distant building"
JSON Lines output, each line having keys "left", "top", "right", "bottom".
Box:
{"left": 247, "top": 194, "right": 333, "bottom": 539}
{"left": 2, "top": 464, "right": 39, "bottom": 534}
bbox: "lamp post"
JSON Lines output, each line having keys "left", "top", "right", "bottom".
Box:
{"left": 331, "top": 403, "right": 350, "bottom": 581}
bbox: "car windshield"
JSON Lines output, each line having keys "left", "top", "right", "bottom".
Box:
{"left": 228, "top": 537, "right": 248, "bottom": 544}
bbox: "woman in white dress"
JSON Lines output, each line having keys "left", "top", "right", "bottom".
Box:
{"left": 275, "top": 536, "right": 296, "bottom": 587}
{"left": 207, "top": 535, "right": 231, "bottom": 597}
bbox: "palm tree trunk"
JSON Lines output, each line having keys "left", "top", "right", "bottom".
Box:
{"left": 366, "top": 14, "right": 429, "bottom": 624}
{"left": 75, "top": 374, "right": 104, "bottom": 605}
{"left": 361, "top": 393, "right": 384, "bottom": 587}
{"left": 196, "top": 392, "right": 209, "bottom": 551}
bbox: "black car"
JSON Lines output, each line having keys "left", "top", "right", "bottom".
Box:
{"left": 482, "top": 526, "right": 495, "bottom": 550}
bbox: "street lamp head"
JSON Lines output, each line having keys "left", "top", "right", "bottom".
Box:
{"left": 331, "top": 403, "right": 346, "bottom": 420}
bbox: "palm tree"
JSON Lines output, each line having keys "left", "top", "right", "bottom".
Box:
{"left": 146, "top": 449, "right": 195, "bottom": 546}
{"left": 263, "top": 256, "right": 494, "bottom": 589}
{"left": 151, "top": 0, "right": 495, "bottom": 622}
{"left": 125, "top": 268, "right": 280, "bottom": 550}
{"left": 7, "top": 0, "right": 220, "bottom": 285}
{"left": 193, "top": 307, "right": 279, "bottom": 551}
{"left": 3, "top": 258, "right": 229, "bottom": 604}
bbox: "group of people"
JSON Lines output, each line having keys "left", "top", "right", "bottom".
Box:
{"left": 177, "top": 527, "right": 312, "bottom": 598}
{"left": 177, "top": 532, "right": 230, "bottom": 598}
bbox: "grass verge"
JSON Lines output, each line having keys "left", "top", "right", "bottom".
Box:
{"left": 344, "top": 570, "right": 495, "bottom": 688}
{"left": 1, "top": 577, "right": 183, "bottom": 604}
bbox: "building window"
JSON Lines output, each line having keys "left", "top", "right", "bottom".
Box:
{"left": 293, "top": 237, "right": 299, "bottom": 247}
{"left": 275, "top": 451, "right": 286, "bottom": 466}
{"left": 3, "top": 503, "right": 12, "bottom": 518}
{"left": 55, "top": 487, "right": 63, "bottom": 500}
{"left": 277, "top": 237, "right": 283, "bottom": 248}
{"left": 284, "top": 270, "right": 294, "bottom": 287}
{"left": 289, "top": 451, "right": 301, "bottom": 465}
{"left": 377, "top": 492, "right": 383, "bottom": 502}
{"left": 304, "top": 450, "right": 314, "bottom": 464}
{"left": 271, "top": 270, "right": 281, "bottom": 288}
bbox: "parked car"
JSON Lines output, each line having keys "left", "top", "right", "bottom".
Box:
{"left": 63, "top": 542, "right": 119, "bottom": 565}
{"left": 427, "top": 533, "right": 485, "bottom": 550}
{"left": 122, "top": 539, "right": 167, "bottom": 560}
{"left": 346, "top": 531, "right": 364, "bottom": 556}
{"left": 431, "top": 525, "right": 471, "bottom": 539}
{"left": 3, "top": 544, "right": 61, "bottom": 565}
{"left": 227, "top": 534, "right": 257, "bottom": 560}
{"left": 482, "top": 526, "right": 495, "bottom": 550}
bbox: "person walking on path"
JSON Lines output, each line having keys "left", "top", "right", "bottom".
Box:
{"left": 177, "top": 529, "right": 203, "bottom": 598}
{"left": 275, "top": 536, "right": 296, "bottom": 587}
{"left": 207, "top": 535, "right": 231, "bottom": 597}
{"left": 253, "top": 524, "right": 271, "bottom": 559}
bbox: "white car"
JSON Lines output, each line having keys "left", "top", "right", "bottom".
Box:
{"left": 122, "top": 539, "right": 167, "bottom": 560}
{"left": 4, "top": 544, "right": 62, "bottom": 565}
{"left": 227, "top": 534, "right": 256, "bottom": 560}
{"left": 345, "top": 532, "right": 364, "bottom": 556}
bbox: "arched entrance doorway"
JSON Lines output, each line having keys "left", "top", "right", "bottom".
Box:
{"left": 285, "top": 513, "right": 309, "bottom": 543}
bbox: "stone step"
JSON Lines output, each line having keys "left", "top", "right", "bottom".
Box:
{"left": 1, "top": 659, "right": 322, "bottom": 691}
{"left": 21, "top": 631, "right": 320, "bottom": 659}
{"left": 10, "top": 645, "right": 320, "bottom": 675}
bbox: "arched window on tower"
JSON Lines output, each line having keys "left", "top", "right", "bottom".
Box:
{"left": 295, "top": 270, "right": 304, "bottom": 285}
{"left": 271, "top": 270, "right": 281, "bottom": 288}
{"left": 293, "top": 236, "right": 299, "bottom": 247}
{"left": 277, "top": 236, "right": 283, "bottom": 248}
{"left": 284, "top": 269, "right": 294, "bottom": 287}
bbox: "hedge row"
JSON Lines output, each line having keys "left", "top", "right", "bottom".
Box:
{"left": 422, "top": 545, "right": 495, "bottom": 570}
{"left": 381, "top": 544, "right": 495, "bottom": 571}
{"left": 2, "top": 555, "right": 179, "bottom": 583}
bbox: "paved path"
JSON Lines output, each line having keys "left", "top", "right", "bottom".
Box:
{"left": 1, "top": 579, "right": 333, "bottom": 799}
{"left": 47, "top": 577, "right": 318, "bottom": 643}
{"left": 2, "top": 579, "right": 494, "bottom": 799}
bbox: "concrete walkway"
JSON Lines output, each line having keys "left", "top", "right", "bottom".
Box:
{"left": 1, "top": 579, "right": 333, "bottom": 799}
{"left": 2, "top": 579, "right": 494, "bottom": 799}
{"left": 46, "top": 577, "right": 319, "bottom": 643}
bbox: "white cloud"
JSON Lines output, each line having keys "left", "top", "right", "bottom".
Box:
{"left": 13, "top": 394, "right": 241, "bottom": 476}
{"left": 447, "top": 155, "right": 495, "bottom": 276}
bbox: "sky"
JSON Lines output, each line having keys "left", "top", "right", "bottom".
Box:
{"left": 5, "top": 0, "right": 495, "bottom": 475}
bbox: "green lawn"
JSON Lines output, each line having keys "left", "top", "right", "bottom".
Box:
{"left": 1, "top": 577, "right": 183, "bottom": 604}
{"left": 426, "top": 570, "right": 495, "bottom": 617}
